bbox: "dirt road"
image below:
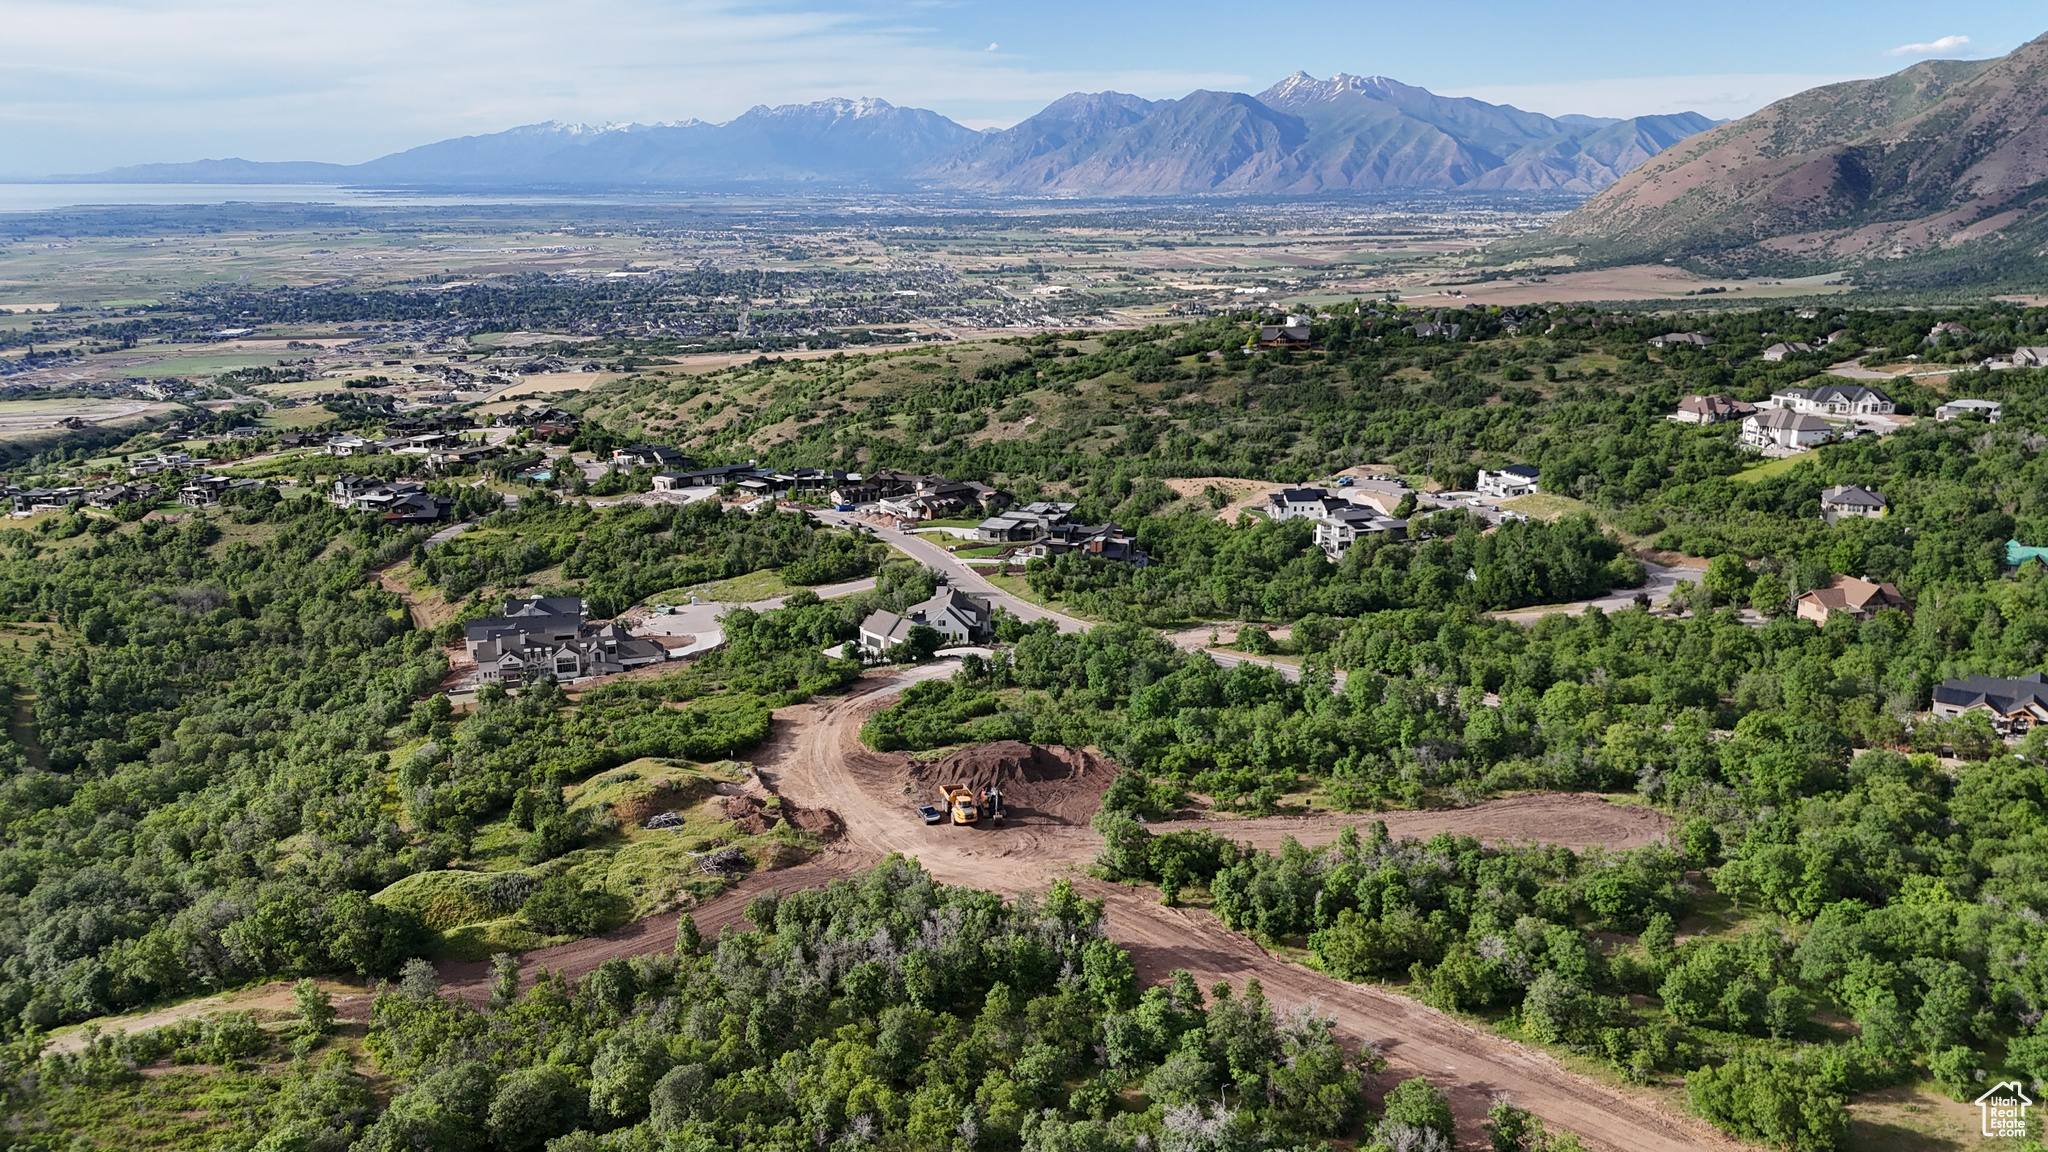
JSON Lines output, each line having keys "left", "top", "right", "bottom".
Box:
{"left": 426, "top": 665, "right": 1709, "bottom": 1150}
{"left": 1149, "top": 795, "right": 1671, "bottom": 853}
{"left": 735, "top": 668, "right": 1718, "bottom": 1152}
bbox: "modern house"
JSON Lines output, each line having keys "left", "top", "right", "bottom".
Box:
{"left": 1766, "top": 383, "right": 1896, "bottom": 416}
{"left": 1267, "top": 488, "right": 1342, "bottom": 521}
{"left": 1477, "top": 465, "right": 1540, "bottom": 497}
{"left": 878, "top": 478, "right": 1009, "bottom": 521}
{"left": 464, "top": 597, "right": 667, "bottom": 686}
{"left": 1931, "top": 672, "right": 2048, "bottom": 734}
{"left": 612, "top": 445, "right": 693, "bottom": 471}
{"left": 976, "top": 501, "right": 1076, "bottom": 542}
{"left": 1314, "top": 506, "right": 1408, "bottom": 560}
{"left": 1794, "top": 575, "right": 1909, "bottom": 626}
{"left": 1649, "top": 332, "right": 1717, "bottom": 349}
{"left": 1742, "top": 409, "right": 1832, "bottom": 451}
{"left": 857, "top": 588, "right": 994, "bottom": 654}
{"left": 1258, "top": 315, "right": 1313, "bottom": 345}
{"left": 1936, "top": 399, "right": 2002, "bottom": 423}
{"left": 651, "top": 464, "right": 761, "bottom": 491}
{"left": 1820, "top": 485, "right": 1887, "bottom": 522}
{"left": 178, "top": 475, "right": 234, "bottom": 507}
{"left": 87, "top": 481, "right": 158, "bottom": 509}
{"left": 1761, "top": 342, "right": 1817, "bottom": 362}
{"left": 1669, "top": 394, "right": 1756, "bottom": 425}
{"left": 1019, "top": 523, "right": 1149, "bottom": 566}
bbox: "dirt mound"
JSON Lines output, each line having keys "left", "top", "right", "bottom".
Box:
{"left": 723, "top": 794, "right": 844, "bottom": 841}
{"left": 908, "top": 741, "right": 1116, "bottom": 824}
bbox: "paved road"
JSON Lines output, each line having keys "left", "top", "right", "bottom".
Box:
{"left": 883, "top": 527, "right": 1088, "bottom": 634}
{"left": 1490, "top": 560, "right": 1697, "bottom": 625}
{"left": 631, "top": 575, "right": 880, "bottom": 656}
{"left": 886, "top": 528, "right": 1337, "bottom": 684}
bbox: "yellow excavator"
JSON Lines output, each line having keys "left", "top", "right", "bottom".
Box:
{"left": 942, "top": 784, "right": 979, "bottom": 825}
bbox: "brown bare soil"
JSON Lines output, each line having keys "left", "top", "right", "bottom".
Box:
{"left": 908, "top": 740, "right": 1116, "bottom": 825}
{"left": 1151, "top": 794, "right": 1671, "bottom": 853}
{"left": 423, "top": 666, "right": 1711, "bottom": 1149}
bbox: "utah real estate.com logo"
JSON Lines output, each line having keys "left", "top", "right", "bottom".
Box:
{"left": 1976, "top": 1081, "right": 2033, "bottom": 1139}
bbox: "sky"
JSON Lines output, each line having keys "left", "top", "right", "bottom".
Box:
{"left": 0, "top": 0, "right": 2041, "bottom": 176}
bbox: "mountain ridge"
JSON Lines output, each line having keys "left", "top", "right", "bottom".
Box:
{"left": 1506, "top": 31, "right": 2048, "bottom": 284}
{"left": 59, "top": 77, "right": 1719, "bottom": 196}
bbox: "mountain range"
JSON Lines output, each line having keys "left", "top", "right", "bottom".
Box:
{"left": 68, "top": 77, "right": 1717, "bottom": 196}
{"left": 1516, "top": 30, "right": 2048, "bottom": 284}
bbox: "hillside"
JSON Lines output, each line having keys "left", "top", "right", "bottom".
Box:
{"left": 69, "top": 76, "right": 1713, "bottom": 195}
{"left": 1513, "top": 31, "right": 2048, "bottom": 285}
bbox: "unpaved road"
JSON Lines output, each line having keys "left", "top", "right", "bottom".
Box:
{"left": 1149, "top": 795, "right": 1672, "bottom": 853}
{"left": 734, "top": 668, "right": 1721, "bottom": 1152}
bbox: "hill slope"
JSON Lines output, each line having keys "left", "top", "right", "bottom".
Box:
{"left": 1516, "top": 31, "right": 2048, "bottom": 284}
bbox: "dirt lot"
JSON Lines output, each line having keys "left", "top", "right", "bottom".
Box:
{"left": 731, "top": 669, "right": 1722, "bottom": 1152}
{"left": 1150, "top": 794, "right": 1670, "bottom": 853}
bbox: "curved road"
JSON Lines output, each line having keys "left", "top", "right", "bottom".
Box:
{"left": 739, "top": 669, "right": 1727, "bottom": 1152}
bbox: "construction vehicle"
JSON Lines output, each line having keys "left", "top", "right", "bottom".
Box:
{"left": 942, "top": 784, "right": 979, "bottom": 825}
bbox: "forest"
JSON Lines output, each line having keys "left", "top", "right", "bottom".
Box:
{"left": 8, "top": 301, "right": 2048, "bottom": 1151}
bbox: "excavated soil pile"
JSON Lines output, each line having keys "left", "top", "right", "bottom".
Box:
{"left": 909, "top": 741, "right": 1116, "bottom": 824}
{"left": 722, "top": 795, "right": 844, "bottom": 841}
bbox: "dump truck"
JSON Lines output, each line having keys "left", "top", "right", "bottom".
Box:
{"left": 942, "top": 784, "right": 979, "bottom": 825}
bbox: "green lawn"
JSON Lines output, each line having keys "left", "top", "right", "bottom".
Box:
{"left": 1732, "top": 454, "right": 1810, "bottom": 483}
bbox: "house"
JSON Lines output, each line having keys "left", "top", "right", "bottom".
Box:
{"left": 1267, "top": 488, "right": 1341, "bottom": 522}
{"left": 1820, "top": 485, "right": 1887, "bottom": 522}
{"left": 382, "top": 491, "right": 454, "bottom": 524}
{"left": 465, "top": 597, "right": 667, "bottom": 686}
{"left": 1343, "top": 479, "right": 1412, "bottom": 516}
{"left": 651, "top": 464, "right": 761, "bottom": 491}
{"left": 1649, "top": 332, "right": 1717, "bottom": 349}
{"left": 1927, "top": 321, "right": 1975, "bottom": 343}
{"left": 1761, "top": 342, "right": 1817, "bottom": 362}
{"left": 1020, "top": 523, "right": 1149, "bottom": 566}
{"left": 1477, "top": 465, "right": 1541, "bottom": 497}
{"left": 1669, "top": 394, "right": 1756, "bottom": 425}
{"left": 331, "top": 476, "right": 431, "bottom": 515}
{"left": 11, "top": 487, "right": 84, "bottom": 514}
{"left": 1931, "top": 672, "right": 2048, "bottom": 734}
{"left": 788, "top": 469, "right": 849, "bottom": 498}
{"left": 1258, "top": 315, "right": 1313, "bottom": 345}
{"left": 2012, "top": 348, "right": 2048, "bottom": 368}
{"left": 325, "top": 435, "right": 378, "bottom": 457}
{"left": 178, "top": 475, "right": 233, "bottom": 507}
{"left": 1742, "top": 409, "right": 1833, "bottom": 450}
{"left": 611, "top": 445, "right": 693, "bottom": 471}
{"left": 976, "top": 501, "right": 1075, "bottom": 542}
{"left": 857, "top": 588, "right": 994, "bottom": 654}
{"left": 1767, "top": 383, "right": 1895, "bottom": 416}
{"left": 1406, "top": 321, "right": 1461, "bottom": 340}
{"left": 1314, "top": 506, "right": 1408, "bottom": 560}
{"left": 1795, "top": 575, "right": 1909, "bottom": 625}
{"left": 877, "top": 478, "right": 1009, "bottom": 521}
{"left": 87, "top": 481, "right": 157, "bottom": 510}
{"left": 1936, "top": 398, "right": 2002, "bottom": 422}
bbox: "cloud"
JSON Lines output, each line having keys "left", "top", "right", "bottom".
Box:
{"left": 1439, "top": 73, "right": 1859, "bottom": 122}
{"left": 1887, "top": 35, "right": 1971, "bottom": 57}
{"left": 0, "top": 0, "right": 1237, "bottom": 174}
{"left": 986, "top": 43, "right": 998, "bottom": 51}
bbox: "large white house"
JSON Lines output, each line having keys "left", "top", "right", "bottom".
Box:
{"left": 1477, "top": 465, "right": 1540, "bottom": 497}
{"left": 858, "top": 589, "right": 994, "bottom": 654}
{"left": 1766, "top": 383, "right": 1895, "bottom": 416}
{"left": 1742, "top": 408, "right": 1833, "bottom": 450}
{"left": 1266, "top": 488, "right": 1342, "bottom": 521}
{"left": 1314, "top": 506, "right": 1407, "bottom": 560}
